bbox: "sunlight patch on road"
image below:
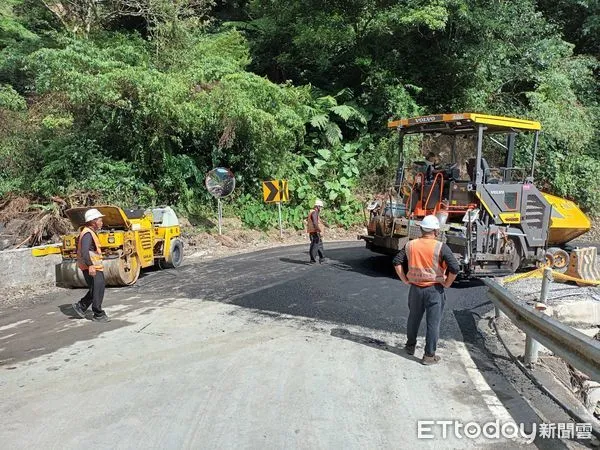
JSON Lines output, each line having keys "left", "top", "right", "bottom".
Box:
{"left": 0, "top": 319, "right": 33, "bottom": 331}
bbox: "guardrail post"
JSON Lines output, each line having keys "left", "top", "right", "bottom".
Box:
{"left": 524, "top": 267, "right": 553, "bottom": 366}
{"left": 524, "top": 336, "right": 539, "bottom": 365}
{"left": 540, "top": 267, "right": 552, "bottom": 304}
{"left": 494, "top": 304, "right": 506, "bottom": 320}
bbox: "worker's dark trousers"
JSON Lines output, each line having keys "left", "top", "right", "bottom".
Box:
{"left": 309, "top": 233, "right": 325, "bottom": 262}
{"left": 79, "top": 271, "right": 106, "bottom": 317}
{"left": 406, "top": 284, "right": 445, "bottom": 356}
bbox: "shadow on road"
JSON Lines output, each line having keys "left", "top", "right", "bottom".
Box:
{"left": 330, "top": 327, "right": 421, "bottom": 364}
{"left": 320, "top": 247, "right": 397, "bottom": 279}
{"left": 451, "top": 278, "right": 485, "bottom": 289}
{"left": 58, "top": 303, "right": 83, "bottom": 319}
{"left": 279, "top": 257, "right": 314, "bottom": 266}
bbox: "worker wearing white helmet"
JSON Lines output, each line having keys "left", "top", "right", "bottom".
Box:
{"left": 307, "top": 199, "right": 326, "bottom": 264}
{"left": 392, "top": 214, "right": 460, "bottom": 365}
{"left": 72, "top": 208, "right": 110, "bottom": 322}
{"left": 419, "top": 214, "right": 440, "bottom": 232}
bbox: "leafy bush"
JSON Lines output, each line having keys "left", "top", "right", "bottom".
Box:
{"left": 0, "top": 83, "right": 25, "bottom": 110}
{"left": 237, "top": 193, "right": 281, "bottom": 230}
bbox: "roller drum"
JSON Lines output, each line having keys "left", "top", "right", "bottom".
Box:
{"left": 56, "top": 255, "right": 140, "bottom": 288}
{"left": 55, "top": 260, "right": 88, "bottom": 288}
{"left": 103, "top": 255, "right": 141, "bottom": 286}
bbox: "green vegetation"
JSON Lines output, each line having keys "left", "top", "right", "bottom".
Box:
{"left": 1, "top": 0, "right": 599, "bottom": 230}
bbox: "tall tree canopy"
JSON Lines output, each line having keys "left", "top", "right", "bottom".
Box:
{"left": 0, "top": 0, "right": 598, "bottom": 229}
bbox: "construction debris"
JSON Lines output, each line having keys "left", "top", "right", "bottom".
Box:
{"left": 0, "top": 197, "right": 71, "bottom": 250}
{"left": 565, "top": 247, "right": 600, "bottom": 286}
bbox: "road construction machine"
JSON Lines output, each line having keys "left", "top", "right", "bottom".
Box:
{"left": 359, "top": 113, "right": 592, "bottom": 277}
{"left": 33, "top": 205, "right": 183, "bottom": 287}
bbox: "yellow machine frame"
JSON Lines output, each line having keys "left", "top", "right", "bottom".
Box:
{"left": 388, "top": 113, "right": 541, "bottom": 132}
{"left": 33, "top": 205, "right": 182, "bottom": 287}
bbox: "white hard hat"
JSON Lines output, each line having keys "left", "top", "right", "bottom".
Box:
{"left": 420, "top": 215, "right": 440, "bottom": 231}
{"left": 84, "top": 208, "right": 105, "bottom": 223}
{"left": 314, "top": 199, "right": 324, "bottom": 207}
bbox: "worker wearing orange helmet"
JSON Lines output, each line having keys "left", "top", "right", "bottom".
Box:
{"left": 72, "top": 208, "right": 110, "bottom": 322}
{"left": 307, "top": 199, "right": 326, "bottom": 264}
{"left": 393, "top": 215, "right": 459, "bottom": 365}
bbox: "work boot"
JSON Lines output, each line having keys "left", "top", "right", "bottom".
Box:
{"left": 404, "top": 344, "right": 416, "bottom": 356}
{"left": 92, "top": 314, "right": 111, "bottom": 323}
{"left": 422, "top": 354, "right": 441, "bottom": 365}
{"left": 72, "top": 303, "right": 85, "bottom": 319}
{"left": 319, "top": 258, "right": 327, "bottom": 264}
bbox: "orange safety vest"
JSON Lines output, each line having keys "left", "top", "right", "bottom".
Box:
{"left": 307, "top": 209, "right": 322, "bottom": 234}
{"left": 77, "top": 227, "right": 103, "bottom": 271}
{"left": 405, "top": 238, "right": 447, "bottom": 287}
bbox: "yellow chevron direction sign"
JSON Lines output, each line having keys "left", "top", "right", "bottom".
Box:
{"left": 280, "top": 179, "right": 289, "bottom": 202}
{"left": 263, "top": 180, "right": 280, "bottom": 203}
{"left": 262, "top": 179, "right": 290, "bottom": 203}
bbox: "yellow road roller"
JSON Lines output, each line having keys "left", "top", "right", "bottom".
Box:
{"left": 34, "top": 205, "right": 183, "bottom": 287}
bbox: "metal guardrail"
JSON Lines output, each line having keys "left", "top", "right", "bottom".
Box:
{"left": 483, "top": 278, "right": 600, "bottom": 383}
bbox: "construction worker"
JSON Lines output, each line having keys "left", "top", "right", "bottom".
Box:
{"left": 424, "top": 152, "right": 439, "bottom": 182}
{"left": 307, "top": 199, "right": 326, "bottom": 264}
{"left": 393, "top": 215, "right": 459, "bottom": 365}
{"left": 72, "top": 208, "right": 110, "bottom": 322}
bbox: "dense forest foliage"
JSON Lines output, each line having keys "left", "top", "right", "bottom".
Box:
{"left": 1, "top": 0, "right": 599, "bottom": 229}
